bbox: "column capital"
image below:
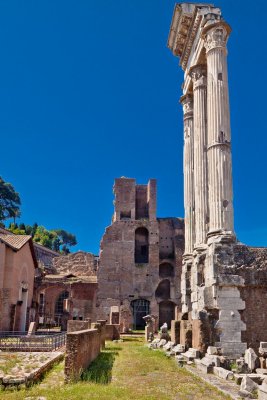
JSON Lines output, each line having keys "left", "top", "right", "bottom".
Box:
{"left": 180, "top": 93, "right": 193, "bottom": 118}
{"left": 189, "top": 65, "right": 207, "bottom": 90}
{"left": 202, "top": 21, "right": 231, "bottom": 53}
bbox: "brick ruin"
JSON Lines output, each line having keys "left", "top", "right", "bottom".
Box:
{"left": 34, "top": 251, "right": 98, "bottom": 329}
{"left": 96, "top": 177, "right": 184, "bottom": 331}
{"left": 167, "top": 2, "right": 267, "bottom": 358}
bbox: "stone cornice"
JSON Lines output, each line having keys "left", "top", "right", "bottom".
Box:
{"left": 180, "top": 10, "right": 202, "bottom": 71}
{"left": 167, "top": 4, "right": 228, "bottom": 72}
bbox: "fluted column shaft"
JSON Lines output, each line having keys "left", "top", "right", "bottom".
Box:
{"left": 190, "top": 65, "right": 208, "bottom": 247}
{"left": 204, "top": 23, "right": 234, "bottom": 237}
{"left": 180, "top": 94, "right": 194, "bottom": 255}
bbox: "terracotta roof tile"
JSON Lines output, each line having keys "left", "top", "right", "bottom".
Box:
{"left": 0, "top": 234, "right": 32, "bottom": 250}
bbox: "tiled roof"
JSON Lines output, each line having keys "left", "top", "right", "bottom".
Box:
{"left": 0, "top": 234, "right": 32, "bottom": 250}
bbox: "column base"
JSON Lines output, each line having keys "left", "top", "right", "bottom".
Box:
{"left": 207, "top": 230, "right": 236, "bottom": 244}
{"left": 193, "top": 243, "right": 208, "bottom": 253}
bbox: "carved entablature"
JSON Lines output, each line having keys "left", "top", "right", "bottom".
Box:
{"left": 189, "top": 65, "right": 207, "bottom": 90}
{"left": 180, "top": 94, "right": 193, "bottom": 119}
{"left": 203, "top": 23, "right": 231, "bottom": 53}
{"left": 167, "top": 4, "right": 227, "bottom": 73}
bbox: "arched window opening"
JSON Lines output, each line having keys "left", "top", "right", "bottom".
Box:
{"left": 159, "top": 263, "right": 174, "bottom": 278}
{"left": 55, "top": 291, "right": 69, "bottom": 316}
{"left": 155, "top": 279, "right": 170, "bottom": 300}
{"left": 135, "top": 227, "right": 149, "bottom": 263}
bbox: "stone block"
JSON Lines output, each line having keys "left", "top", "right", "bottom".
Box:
{"left": 205, "top": 354, "right": 220, "bottom": 367}
{"left": 257, "top": 369, "right": 267, "bottom": 375}
{"left": 235, "top": 374, "right": 265, "bottom": 386}
{"left": 170, "top": 344, "right": 185, "bottom": 355}
{"left": 195, "top": 359, "right": 213, "bottom": 374}
{"left": 213, "top": 366, "right": 234, "bottom": 380}
{"left": 258, "top": 387, "right": 267, "bottom": 400}
{"left": 163, "top": 341, "right": 174, "bottom": 351}
{"left": 258, "top": 378, "right": 267, "bottom": 400}
{"left": 207, "top": 346, "right": 218, "bottom": 355}
{"left": 240, "top": 375, "right": 258, "bottom": 393}
{"left": 158, "top": 339, "right": 167, "bottom": 348}
{"left": 245, "top": 348, "right": 259, "bottom": 372}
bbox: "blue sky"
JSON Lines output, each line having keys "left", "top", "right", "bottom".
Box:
{"left": 0, "top": 0, "right": 266, "bottom": 254}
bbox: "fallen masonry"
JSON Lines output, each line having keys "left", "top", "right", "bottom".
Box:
{"left": 157, "top": 339, "right": 267, "bottom": 399}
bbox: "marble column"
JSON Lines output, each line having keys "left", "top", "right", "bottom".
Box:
{"left": 180, "top": 94, "right": 194, "bottom": 314}
{"left": 180, "top": 94, "right": 194, "bottom": 256}
{"left": 190, "top": 65, "right": 208, "bottom": 247}
{"left": 203, "top": 22, "right": 234, "bottom": 238}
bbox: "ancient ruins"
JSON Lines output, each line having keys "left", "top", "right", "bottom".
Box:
{"left": 97, "top": 177, "right": 184, "bottom": 331}
{"left": 167, "top": 2, "right": 267, "bottom": 359}
{"left": 1, "top": 2, "right": 267, "bottom": 398}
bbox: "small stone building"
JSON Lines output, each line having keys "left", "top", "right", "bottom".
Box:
{"left": 0, "top": 233, "right": 37, "bottom": 331}
{"left": 97, "top": 177, "right": 184, "bottom": 331}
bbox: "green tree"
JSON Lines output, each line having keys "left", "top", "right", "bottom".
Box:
{"left": 52, "top": 229, "right": 77, "bottom": 249}
{"left": 0, "top": 176, "right": 21, "bottom": 222}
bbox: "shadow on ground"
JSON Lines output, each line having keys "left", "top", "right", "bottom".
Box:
{"left": 81, "top": 348, "right": 121, "bottom": 384}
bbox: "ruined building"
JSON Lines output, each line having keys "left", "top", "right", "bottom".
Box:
{"left": 34, "top": 251, "right": 98, "bottom": 329}
{"left": 168, "top": 3, "right": 267, "bottom": 357}
{"left": 97, "top": 178, "right": 184, "bottom": 330}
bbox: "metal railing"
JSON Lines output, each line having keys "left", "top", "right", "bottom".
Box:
{"left": 0, "top": 331, "right": 66, "bottom": 351}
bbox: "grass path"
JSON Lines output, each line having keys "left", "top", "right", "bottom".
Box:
{"left": 1, "top": 337, "right": 231, "bottom": 400}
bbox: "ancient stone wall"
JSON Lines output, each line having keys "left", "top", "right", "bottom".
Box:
{"left": 53, "top": 251, "right": 98, "bottom": 277}
{"left": 233, "top": 245, "right": 267, "bottom": 350}
{"left": 97, "top": 178, "right": 184, "bottom": 330}
{"left": 64, "top": 328, "right": 101, "bottom": 381}
{"left": 35, "top": 280, "right": 97, "bottom": 326}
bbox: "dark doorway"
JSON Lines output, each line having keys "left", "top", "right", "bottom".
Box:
{"left": 130, "top": 299, "right": 150, "bottom": 329}
{"left": 159, "top": 301, "right": 175, "bottom": 329}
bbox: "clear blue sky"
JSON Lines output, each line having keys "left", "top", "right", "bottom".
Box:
{"left": 1, "top": 0, "right": 266, "bottom": 254}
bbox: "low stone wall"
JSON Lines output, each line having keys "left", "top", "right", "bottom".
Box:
{"left": 105, "top": 324, "right": 120, "bottom": 340}
{"left": 64, "top": 328, "right": 100, "bottom": 382}
{"left": 67, "top": 320, "right": 91, "bottom": 333}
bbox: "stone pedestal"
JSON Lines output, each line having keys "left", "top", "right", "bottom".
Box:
{"left": 145, "top": 325, "right": 153, "bottom": 342}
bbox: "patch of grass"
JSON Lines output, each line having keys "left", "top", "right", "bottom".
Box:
{"left": 0, "top": 338, "right": 231, "bottom": 400}
{"left": 0, "top": 354, "right": 20, "bottom": 374}
{"left": 81, "top": 351, "right": 117, "bottom": 384}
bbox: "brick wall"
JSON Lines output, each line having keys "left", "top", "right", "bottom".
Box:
{"left": 65, "top": 328, "right": 101, "bottom": 381}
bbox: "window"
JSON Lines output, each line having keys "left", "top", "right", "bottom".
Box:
{"left": 55, "top": 291, "right": 69, "bottom": 316}
{"left": 135, "top": 227, "right": 149, "bottom": 263}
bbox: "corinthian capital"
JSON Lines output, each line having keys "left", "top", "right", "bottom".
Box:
{"left": 189, "top": 65, "right": 207, "bottom": 89}
{"left": 180, "top": 94, "right": 193, "bottom": 118}
{"left": 203, "top": 22, "right": 231, "bottom": 53}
